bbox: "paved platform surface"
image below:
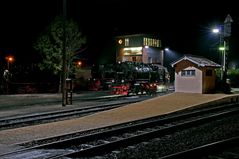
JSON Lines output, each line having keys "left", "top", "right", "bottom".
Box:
{"left": 0, "top": 92, "right": 238, "bottom": 155}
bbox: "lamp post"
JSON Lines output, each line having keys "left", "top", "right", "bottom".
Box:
{"left": 7, "top": 57, "right": 13, "bottom": 70}
{"left": 223, "top": 14, "right": 233, "bottom": 84}
{"left": 212, "top": 14, "right": 233, "bottom": 83}
{"left": 161, "top": 48, "right": 169, "bottom": 66}
{"left": 4, "top": 56, "right": 13, "bottom": 94}
{"left": 62, "top": 0, "right": 67, "bottom": 106}
{"left": 6, "top": 56, "right": 14, "bottom": 70}
{"left": 212, "top": 26, "right": 224, "bottom": 80}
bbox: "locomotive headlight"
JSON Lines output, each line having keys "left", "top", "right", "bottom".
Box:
{"left": 157, "top": 85, "right": 167, "bottom": 92}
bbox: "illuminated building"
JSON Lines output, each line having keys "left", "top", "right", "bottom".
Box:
{"left": 115, "top": 34, "right": 163, "bottom": 64}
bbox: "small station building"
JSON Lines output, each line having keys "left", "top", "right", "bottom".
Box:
{"left": 171, "top": 54, "right": 221, "bottom": 93}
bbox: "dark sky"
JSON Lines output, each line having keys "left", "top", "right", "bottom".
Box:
{"left": 0, "top": 0, "right": 238, "bottom": 65}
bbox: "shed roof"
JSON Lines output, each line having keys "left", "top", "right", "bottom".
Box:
{"left": 171, "top": 54, "right": 221, "bottom": 68}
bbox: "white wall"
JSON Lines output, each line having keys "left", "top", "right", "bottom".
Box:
{"left": 175, "top": 66, "right": 202, "bottom": 93}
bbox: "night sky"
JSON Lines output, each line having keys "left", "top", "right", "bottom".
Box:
{"left": 0, "top": 0, "right": 238, "bottom": 65}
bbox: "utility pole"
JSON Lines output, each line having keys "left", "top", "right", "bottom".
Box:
{"left": 62, "top": 0, "right": 67, "bottom": 106}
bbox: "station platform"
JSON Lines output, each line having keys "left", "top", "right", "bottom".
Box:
{"left": 0, "top": 92, "right": 239, "bottom": 154}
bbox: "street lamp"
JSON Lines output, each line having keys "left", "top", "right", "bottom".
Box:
{"left": 212, "top": 26, "right": 224, "bottom": 80}
{"left": 4, "top": 56, "right": 13, "bottom": 94}
{"left": 161, "top": 47, "right": 169, "bottom": 66}
{"left": 6, "top": 56, "right": 14, "bottom": 70}
{"left": 77, "top": 61, "right": 82, "bottom": 67}
{"left": 212, "top": 14, "right": 233, "bottom": 83}
{"left": 212, "top": 28, "right": 220, "bottom": 34}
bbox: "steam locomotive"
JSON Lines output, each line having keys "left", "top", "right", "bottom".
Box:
{"left": 90, "top": 61, "right": 169, "bottom": 95}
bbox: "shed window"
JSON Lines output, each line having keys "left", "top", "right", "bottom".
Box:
{"left": 181, "top": 70, "right": 195, "bottom": 76}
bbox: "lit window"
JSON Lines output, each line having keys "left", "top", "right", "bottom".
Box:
{"left": 143, "top": 38, "right": 147, "bottom": 46}
{"left": 143, "top": 37, "right": 160, "bottom": 47}
{"left": 157, "top": 40, "right": 161, "bottom": 47}
{"left": 181, "top": 70, "right": 196, "bottom": 76}
{"left": 125, "top": 38, "right": 129, "bottom": 46}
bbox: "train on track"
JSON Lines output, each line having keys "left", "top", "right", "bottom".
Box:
{"left": 89, "top": 61, "right": 170, "bottom": 95}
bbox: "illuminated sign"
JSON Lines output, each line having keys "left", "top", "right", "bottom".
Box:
{"left": 118, "top": 39, "right": 123, "bottom": 44}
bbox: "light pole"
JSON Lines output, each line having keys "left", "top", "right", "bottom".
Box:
{"left": 4, "top": 56, "right": 13, "bottom": 94}
{"left": 212, "top": 26, "right": 224, "bottom": 80}
{"left": 212, "top": 14, "right": 233, "bottom": 83}
{"left": 6, "top": 56, "right": 14, "bottom": 70}
{"left": 161, "top": 48, "right": 169, "bottom": 66}
{"left": 62, "top": 0, "right": 67, "bottom": 106}
{"left": 223, "top": 14, "right": 233, "bottom": 84}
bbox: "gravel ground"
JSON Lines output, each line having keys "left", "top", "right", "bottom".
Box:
{"left": 0, "top": 92, "right": 238, "bottom": 156}
{"left": 92, "top": 113, "right": 239, "bottom": 159}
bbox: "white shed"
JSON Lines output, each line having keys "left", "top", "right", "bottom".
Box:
{"left": 171, "top": 55, "right": 221, "bottom": 93}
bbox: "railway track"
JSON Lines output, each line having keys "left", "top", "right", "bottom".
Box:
{"left": 161, "top": 136, "right": 239, "bottom": 159}
{"left": 0, "top": 92, "right": 125, "bottom": 109}
{"left": 1, "top": 102, "right": 238, "bottom": 159}
{"left": 0, "top": 96, "right": 147, "bottom": 131}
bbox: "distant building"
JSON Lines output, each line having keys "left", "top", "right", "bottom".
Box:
{"left": 171, "top": 54, "right": 221, "bottom": 93}
{"left": 115, "top": 34, "right": 163, "bottom": 64}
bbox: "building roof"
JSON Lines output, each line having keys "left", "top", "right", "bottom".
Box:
{"left": 171, "top": 54, "right": 221, "bottom": 68}
{"left": 115, "top": 33, "right": 159, "bottom": 39}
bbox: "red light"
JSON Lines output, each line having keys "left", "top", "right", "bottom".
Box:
{"left": 77, "top": 61, "right": 82, "bottom": 66}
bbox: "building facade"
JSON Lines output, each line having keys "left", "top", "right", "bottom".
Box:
{"left": 115, "top": 34, "right": 163, "bottom": 64}
{"left": 171, "top": 55, "right": 221, "bottom": 93}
